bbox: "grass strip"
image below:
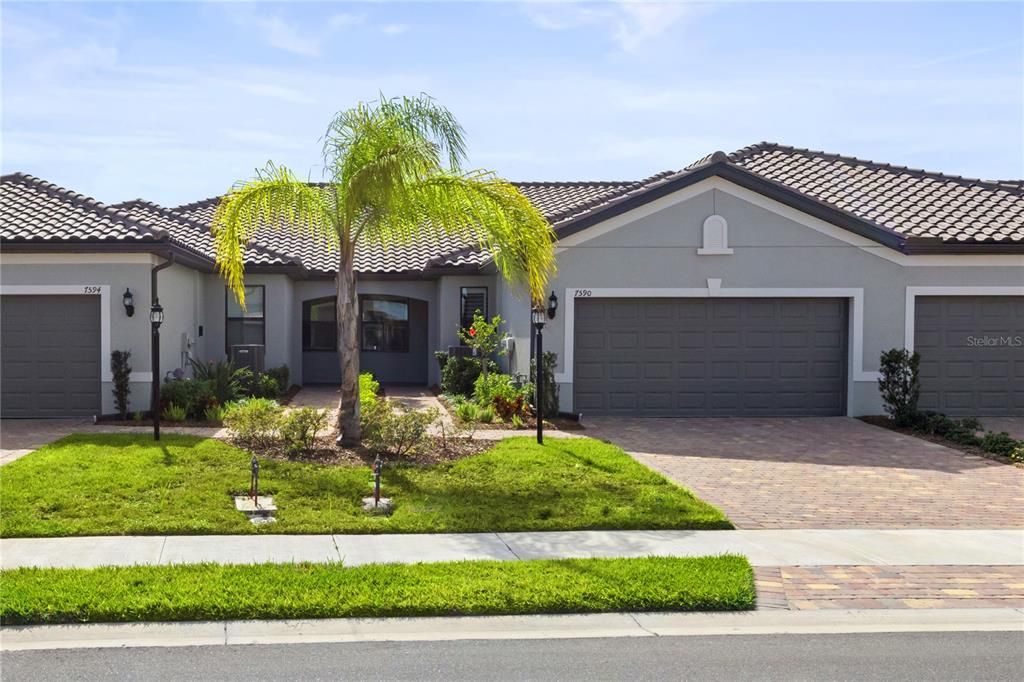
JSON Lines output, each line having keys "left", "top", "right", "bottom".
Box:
{"left": 0, "top": 434, "right": 730, "bottom": 537}
{"left": 0, "top": 556, "right": 754, "bottom": 625}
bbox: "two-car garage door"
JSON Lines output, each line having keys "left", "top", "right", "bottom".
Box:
{"left": 1, "top": 295, "right": 102, "bottom": 418}
{"left": 574, "top": 298, "right": 849, "bottom": 416}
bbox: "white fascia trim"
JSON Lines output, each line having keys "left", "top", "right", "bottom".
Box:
{"left": 556, "top": 176, "right": 1024, "bottom": 268}
{"left": 554, "top": 287, "right": 873, "bottom": 417}
{"left": 904, "top": 286, "right": 1024, "bottom": 351}
{"left": 0, "top": 284, "right": 119, "bottom": 382}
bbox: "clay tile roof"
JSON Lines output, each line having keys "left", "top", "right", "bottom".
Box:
{"left": 723, "top": 142, "right": 1024, "bottom": 244}
{"left": 112, "top": 199, "right": 298, "bottom": 268}
{"left": 1, "top": 173, "right": 167, "bottom": 244}
{"left": 174, "top": 177, "right": 669, "bottom": 274}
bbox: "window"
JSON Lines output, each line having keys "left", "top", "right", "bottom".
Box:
{"left": 225, "top": 285, "right": 265, "bottom": 353}
{"left": 460, "top": 287, "right": 488, "bottom": 329}
{"left": 361, "top": 296, "right": 409, "bottom": 353}
{"left": 302, "top": 298, "right": 337, "bottom": 351}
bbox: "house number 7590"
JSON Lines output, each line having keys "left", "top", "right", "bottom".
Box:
{"left": 574, "top": 289, "right": 592, "bottom": 297}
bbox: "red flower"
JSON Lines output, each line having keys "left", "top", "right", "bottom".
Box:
{"left": 468, "top": 327, "right": 477, "bottom": 337}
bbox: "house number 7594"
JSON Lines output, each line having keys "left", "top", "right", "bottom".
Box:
{"left": 574, "top": 289, "right": 592, "bottom": 297}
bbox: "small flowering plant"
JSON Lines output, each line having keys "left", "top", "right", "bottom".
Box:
{"left": 458, "top": 311, "right": 506, "bottom": 379}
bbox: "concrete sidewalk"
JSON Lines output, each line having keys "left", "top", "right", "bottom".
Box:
{"left": 3, "top": 529, "right": 1022, "bottom": 570}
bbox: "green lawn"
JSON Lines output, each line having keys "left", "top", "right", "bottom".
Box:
{"left": 0, "top": 434, "right": 730, "bottom": 537}
{"left": 0, "top": 555, "right": 754, "bottom": 625}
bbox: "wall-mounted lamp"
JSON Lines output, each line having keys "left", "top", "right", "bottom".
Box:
{"left": 122, "top": 288, "right": 135, "bottom": 317}
{"left": 547, "top": 290, "right": 558, "bottom": 320}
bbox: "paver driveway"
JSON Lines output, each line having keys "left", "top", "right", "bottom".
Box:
{"left": 583, "top": 417, "right": 1024, "bottom": 529}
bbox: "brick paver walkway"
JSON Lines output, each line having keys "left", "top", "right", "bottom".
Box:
{"left": 584, "top": 417, "right": 1024, "bottom": 529}
{"left": 755, "top": 565, "right": 1024, "bottom": 610}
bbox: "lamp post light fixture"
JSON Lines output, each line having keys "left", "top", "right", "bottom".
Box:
{"left": 547, "top": 290, "right": 558, "bottom": 320}
{"left": 532, "top": 306, "right": 547, "bottom": 445}
{"left": 122, "top": 288, "right": 135, "bottom": 317}
{"left": 150, "top": 300, "right": 164, "bottom": 441}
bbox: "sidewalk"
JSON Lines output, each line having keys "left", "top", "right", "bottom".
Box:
{"left": 3, "top": 529, "right": 1022, "bottom": 570}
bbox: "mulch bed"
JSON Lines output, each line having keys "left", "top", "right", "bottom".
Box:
{"left": 858, "top": 415, "right": 1020, "bottom": 467}
{"left": 434, "top": 395, "right": 584, "bottom": 432}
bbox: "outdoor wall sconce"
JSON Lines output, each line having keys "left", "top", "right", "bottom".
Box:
{"left": 547, "top": 290, "right": 558, "bottom": 319}
{"left": 122, "top": 288, "right": 135, "bottom": 317}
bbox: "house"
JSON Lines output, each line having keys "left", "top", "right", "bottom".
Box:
{"left": 2, "top": 142, "right": 1022, "bottom": 419}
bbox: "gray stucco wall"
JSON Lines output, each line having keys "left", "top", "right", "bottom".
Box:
{"left": 0, "top": 257, "right": 156, "bottom": 414}
{"left": 500, "top": 184, "right": 1024, "bottom": 416}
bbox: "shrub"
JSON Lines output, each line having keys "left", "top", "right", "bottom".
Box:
{"left": 947, "top": 421, "right": 982, "bottom": 447}
{"left": 245, "top": 373, "right": 280, "bottom": 400}
{"left": 958, "top": 416, "right": 983, "bottom": 432}
{"left": 189, "top": 359, "right": 250, "bottom": 405}
{"left": 223, "top": 398, "right": 283, "bottom": 447}
{"left": 264, "top": 365, "right": 290, "bottom": 393}
{"left": 510, "top": 414, "right": 525, "bottom": 429}
{"left": 1010, "top": 445, "right": 1024, "bottom": 464}
{"left": 203, "top": 404, "right": 226, "bottom": 423}
{"left": 441, "top": 356, "right": 496, "bottom": 397}
{"left": 132, "top": 410, "right": 144, "bottom": 423}
{"left": 454, "top": 401, "right": 479, "bottom": 423}
{"left": 161, "top": 403, "right": 187, "bottom": 422}
{"left": 477, "top": 406, "right": 495, "bottom": 424}
{"left": 458, "top": 312, "right": 506, "bottom": 380}
{"left": 878, "top": 348, "right": 920, "bottom": 427}
{"left": 110, "top": 350, "right": 132, "bottom": 419}
{"left": 362, "top": 400, "right": 437, "bottom": 457}
{"left": 279, "top": 408, "right": 328, "bottom": 456}
{"left": 980, "top": 431, "right": 1020, "bottom": 458}
{"left": 360, "top": 372, "right": 380, "bottom": 410}
{"left": 434, "top": 351, "right": 449, "bottom": 370}
{"left": 529, "top": 350, "right": 560, "bottom": 417}
{"left": 160, "top": 379, "right": 218, "bottom": 420}
{"left": 473, "top": 372, "right": 518, "bottom": 406}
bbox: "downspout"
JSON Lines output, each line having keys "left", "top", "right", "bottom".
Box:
{"left": 151, "top": 253, "right": 175, "bottom": 439}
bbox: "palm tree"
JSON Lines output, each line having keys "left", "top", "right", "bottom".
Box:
{"left": 212, "top": 95, "right": 556, "bottom": 445}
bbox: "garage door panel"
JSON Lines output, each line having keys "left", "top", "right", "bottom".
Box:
{"left": 1, "top": 295, "right": 101, "bottom": 417}
{"left": 574, "top": 297, "right": 848, "bottom": 416}
{"left": 914, "top": 296, "right": 1022, "bottom": 416}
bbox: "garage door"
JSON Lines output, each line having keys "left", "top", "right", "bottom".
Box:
{"left": 573, "top": 298, "right": 848, "bottom": 416}
{"left": 1, "top": 295, "right": 102, "bottom": 418}
{"left": 915, "top": 296, "right": 1024, "bottom": 416}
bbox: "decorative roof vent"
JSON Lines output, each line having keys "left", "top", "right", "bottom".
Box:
{"left": 697, "top": 214, "right": 733, "bottom": 255}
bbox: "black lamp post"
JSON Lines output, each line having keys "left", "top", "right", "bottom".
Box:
{"left": 532, "top": 306, "right": 546, "bottom": 445}
{"left": 150, "top": 300, "right": 164, "bottom": 440}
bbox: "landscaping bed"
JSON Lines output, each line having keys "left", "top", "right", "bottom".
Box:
{"left": 0, "top": 433, "right": 732, "bottom": 537}
{"left": 860, "top": 415, "right": 1023, "bottom": 467}
{"left": 0, "top": 555, "right": 754, "bottom": 625}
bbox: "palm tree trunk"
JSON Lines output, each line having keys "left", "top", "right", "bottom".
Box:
{"left": 336, "top": 239, "right": 361, "bottom": 446}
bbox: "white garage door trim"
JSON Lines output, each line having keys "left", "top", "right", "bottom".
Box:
{"left": 555, "top": 286, "right": 868, "bottom": 416}
{"left": 0, "top": 285, "right": 151, "bottom": 383}
{"left": 904, "top": 286, "right": 1024, "bottom": 351}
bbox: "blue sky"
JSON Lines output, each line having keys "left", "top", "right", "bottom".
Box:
{"left": 3, "top": 1, "right": 1022, "bottom": 206}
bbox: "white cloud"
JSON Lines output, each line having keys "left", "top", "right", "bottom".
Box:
{"left": 226, "top": 8, "right": 365, "bottom": 57}
{"left": 239, "top": 82, "right": 317, "bottom": 104}
{"left": 381, "top": 24, "right": 411, "bottom": 36}
{"left": 522, "top": 0, "right": 709, "bottom": 52}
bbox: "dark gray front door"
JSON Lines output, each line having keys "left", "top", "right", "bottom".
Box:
{"left": 915, "top": 296, "right": 1024, "bottom": 416}
{"left": 573, "top": 298, "right": 848, "bottom": 416}
{"left": 1, "top": 295, "right": 102, "bottom": 417}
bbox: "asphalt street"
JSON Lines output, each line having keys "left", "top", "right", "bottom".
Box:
{"left": 3, "top": 631, "right": 1022, "bottom": 681}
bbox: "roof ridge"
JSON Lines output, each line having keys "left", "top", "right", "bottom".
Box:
{"left": 3, "top": 173, "right": 170, "bottom": 240}
{"left": 732, "top": 141, "right": 1024, "bottom": 194}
